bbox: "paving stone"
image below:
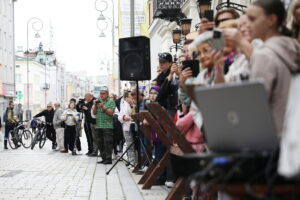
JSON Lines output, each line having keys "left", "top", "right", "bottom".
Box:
{"left": 0, "top": 131, "right": 167, "bottom": 200}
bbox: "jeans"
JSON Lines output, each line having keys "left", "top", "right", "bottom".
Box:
{"left": 154, "top": 141, "right": 167, "bottom": 182}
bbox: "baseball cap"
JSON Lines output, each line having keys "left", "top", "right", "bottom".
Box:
{"left": 158, "top": 52, "right": 173, "bottom": 63}
{"left": 100, "top": 86, "right": 109, "bottom": 92}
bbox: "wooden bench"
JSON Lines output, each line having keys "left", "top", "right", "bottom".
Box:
{"left": 132, "top": 102, "right": 195, "bottom": 200}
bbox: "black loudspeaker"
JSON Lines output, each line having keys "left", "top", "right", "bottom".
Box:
{"left": 119, "top": 36, "right": 151, "bottom": 81}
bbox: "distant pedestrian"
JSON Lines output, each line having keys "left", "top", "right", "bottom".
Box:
{"left": 60, "top": 101, "right": 79, "bottom": 155}
{"left": 92, "top": 86, "right": 116, "bottom": 164}
{"left": 53, "top": 102, "right": 65, "bottom": 151}
{"left": 33, "top": 103, "right": 57, "bottom": 149}
{"left": 3, "top": 101, "right": 17, "bottom": 149}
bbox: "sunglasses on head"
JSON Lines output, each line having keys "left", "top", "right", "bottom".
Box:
{"left": 158, "top": 53, "right": 169, "bottom": 59}
{"left": 216, "top": 18, "right": 232, "bottom": 26}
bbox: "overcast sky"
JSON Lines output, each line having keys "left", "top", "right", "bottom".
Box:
{"left": 14, "top": 0, "right": 115, "bottom": 76}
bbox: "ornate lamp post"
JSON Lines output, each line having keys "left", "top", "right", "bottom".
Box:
{"left": 26, "top": 17, "right": 43, "bottom": 120}
{"left": 197, "top": 0, "right": 212, "bottom": 19}
{"left": 180, "top": 18, "right": 192, "bottom": 36}
{"left": 95, "top": 0, "right": 119, "bottom": 95}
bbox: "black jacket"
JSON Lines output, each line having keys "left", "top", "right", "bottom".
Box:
{"left": 80, "top": 100, "right": 96, "bottom": 124}
{"left": 156, "top": 77, "right": 179, "bottom": 111}
{"left": 34, "top": 109, "right": 55, "bottom": 125}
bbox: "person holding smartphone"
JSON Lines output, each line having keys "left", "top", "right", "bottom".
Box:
{"left": 60, "top": 101, "right": 79, "bottom": 154}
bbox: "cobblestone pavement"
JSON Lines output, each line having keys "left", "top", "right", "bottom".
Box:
{"left": 0, "top": 131, "right": 168, "bottom": 200}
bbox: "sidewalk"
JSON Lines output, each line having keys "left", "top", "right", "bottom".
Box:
{"left": 0, "top": 131, "right": 168, "bottom": 200}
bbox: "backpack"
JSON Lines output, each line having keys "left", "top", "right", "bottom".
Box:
{"left": 30, "top": 119, "right": 38, "bottom": 129}
{"left": 278, "top": 72, "right": 300, "bottom": 178}
{"left": 3, "top": 110, "right": 8, "bottom": 123}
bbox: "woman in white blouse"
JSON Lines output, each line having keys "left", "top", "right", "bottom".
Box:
{"left": 60, "top": 102, "right": 79, "bottom": 155}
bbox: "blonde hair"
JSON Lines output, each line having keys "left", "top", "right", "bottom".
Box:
{"left": 287, "top": 0, "right": 300, "bottom": 28}
{"left": 218, "top": 19, "right": 239, "bottom": 29}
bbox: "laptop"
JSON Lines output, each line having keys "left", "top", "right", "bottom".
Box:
{"left": 193, "top": 81, "right": 279, "bottom": 153}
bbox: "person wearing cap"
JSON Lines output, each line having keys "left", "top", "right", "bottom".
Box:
{"left": 92, "top": 86, "right": 116, "bottom": 164}
{"left": 33, "top": 103, "right": 57, "bottom": 149}
{"left": 156, "top": 53, "right": 180, "bottom": 118}
{"left": 156, "top": 52, "right": 173, "bottom": 87}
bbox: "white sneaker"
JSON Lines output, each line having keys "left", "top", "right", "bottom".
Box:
{"left": 165, "top": 181, "right": 175, "bottom": 188}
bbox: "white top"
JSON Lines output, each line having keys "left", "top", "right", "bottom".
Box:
{"left": 61, "top": 109, "right": 79, "bottom": 126}
{"left": 117, "top": 100, "right": 133, "bottom": 132}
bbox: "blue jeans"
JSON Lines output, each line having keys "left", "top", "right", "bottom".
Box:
{"left": 154, "top": 141, "right": 167, "bottom": 182}
{"left": 4, "top": 124, "right": 14, "bottom": 141}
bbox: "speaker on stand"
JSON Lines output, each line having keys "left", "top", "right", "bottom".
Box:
{"left": 106, "top": 36, "right": 152, "bottom": 175}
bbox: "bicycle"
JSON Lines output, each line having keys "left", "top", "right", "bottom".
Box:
{"left": 8, "top": 120, "right": 33, "bottom": 149}
{"left": 31, "top": 119, "right": 48, "bottom": 150}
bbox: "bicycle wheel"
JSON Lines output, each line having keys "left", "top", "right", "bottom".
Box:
{"left": 39, "top": 129, "right": 47, "bottom": 149}
{"left": 31, "top": 131, "right": 39, "bottom": 150}
{"left": 8, "top": 130, "right": 17, "bottom": 149}
{"left": 21, "top": 130, "right": 33, "bottom": 149}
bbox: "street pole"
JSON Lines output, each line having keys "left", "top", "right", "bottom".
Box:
{"left": 26, "top": 17, "right": 43, "bottom": 120}
{"left": 130, "top": 0, "right": 135, "bottom": 37}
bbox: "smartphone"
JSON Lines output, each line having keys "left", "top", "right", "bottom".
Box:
{"left": 182, "top": 60, "right": 200, "bottom": 77}
{"left": 204, "top": 10, "right": 214, "bottom": 22}
{"left": 207, "top": 29, "right": 225, "bottom": 51}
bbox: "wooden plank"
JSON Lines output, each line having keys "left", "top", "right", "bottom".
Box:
{"left": 142, "top": 152, "right": 170, "bottom": 189}
{"left": 146, "top": 102, "right": 194, "bottom": 153}
{"left": 166, "top": 178, "right": 187, "bottom": 200}
{"left": 132, "top": 113, "right": 154, "bottom": 143}
{"left": 141, "top": 112, "right": 172, "bottom": 148}
{"left": 138, "top": 162, "right": 157, "bottom": 184}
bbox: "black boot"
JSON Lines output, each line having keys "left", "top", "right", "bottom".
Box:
{"left": 4, "top": 140, "right": 8, "bottom": 149}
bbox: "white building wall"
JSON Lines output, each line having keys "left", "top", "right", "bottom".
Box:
{"left": 15, "top": 60, "right": 50, "bottom": 116}
{"left": 0, "top": 0, "right": 15, "bottom": 115}
{"left": 48, "top": 64, "right": 65, "bottom": 105}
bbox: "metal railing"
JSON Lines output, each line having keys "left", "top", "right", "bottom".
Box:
{"left": 153, "top": 0, "right": 187, "bottom": 19}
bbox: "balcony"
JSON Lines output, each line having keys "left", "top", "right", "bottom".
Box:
{"left": 153, "top": 0, "right": 187, "bottom": 22}
{"left": 216, "top": 0, "right": 249, "bottom": 12}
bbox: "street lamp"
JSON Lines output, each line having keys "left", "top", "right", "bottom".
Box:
{"left": 197, "top": 0, "right": 212, "bottom": 19}
{"left": 97, "top": 20, "right": 108, "bottom": 37}
{"left": 26, "top": 17, "right": 43, "bottom": 120}
{"left": 169, "top": 29, "right": 183, "bottom": 61}
{"left": 95, "top": 0, "right": 108, "bottom": 20}
{"left": 95, "top": 0, "right": 119, "bottom": 95}
{"left": 180, "top": 18, "right": 192, "bottom": 36}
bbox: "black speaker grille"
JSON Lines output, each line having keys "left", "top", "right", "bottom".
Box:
{"left": 119, "top": 36, "right": 151, "bottom": 81}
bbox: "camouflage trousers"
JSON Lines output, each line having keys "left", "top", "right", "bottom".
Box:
{"left": 96, "top": 128, "right": 114, "bottom": 161}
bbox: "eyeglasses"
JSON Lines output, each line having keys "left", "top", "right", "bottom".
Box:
{"left": 215, "top": 18, "right": 232, "bottom": 26}
{"left": 149, "top": 92, "right": 158, "bottom": 95}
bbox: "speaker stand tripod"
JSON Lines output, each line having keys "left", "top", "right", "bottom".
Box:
{"left": 106, "top": 80, "right": 152, "bottom": 175}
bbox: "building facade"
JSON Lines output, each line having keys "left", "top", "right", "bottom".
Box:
{"left": 0, "top": 0, "right": 16, "bottom": 115}
{"left": 15, "top": 56, "right": 50, "bottom": 116}
{"left": 148, "top": 0, "right": 251, "bottom": 79}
